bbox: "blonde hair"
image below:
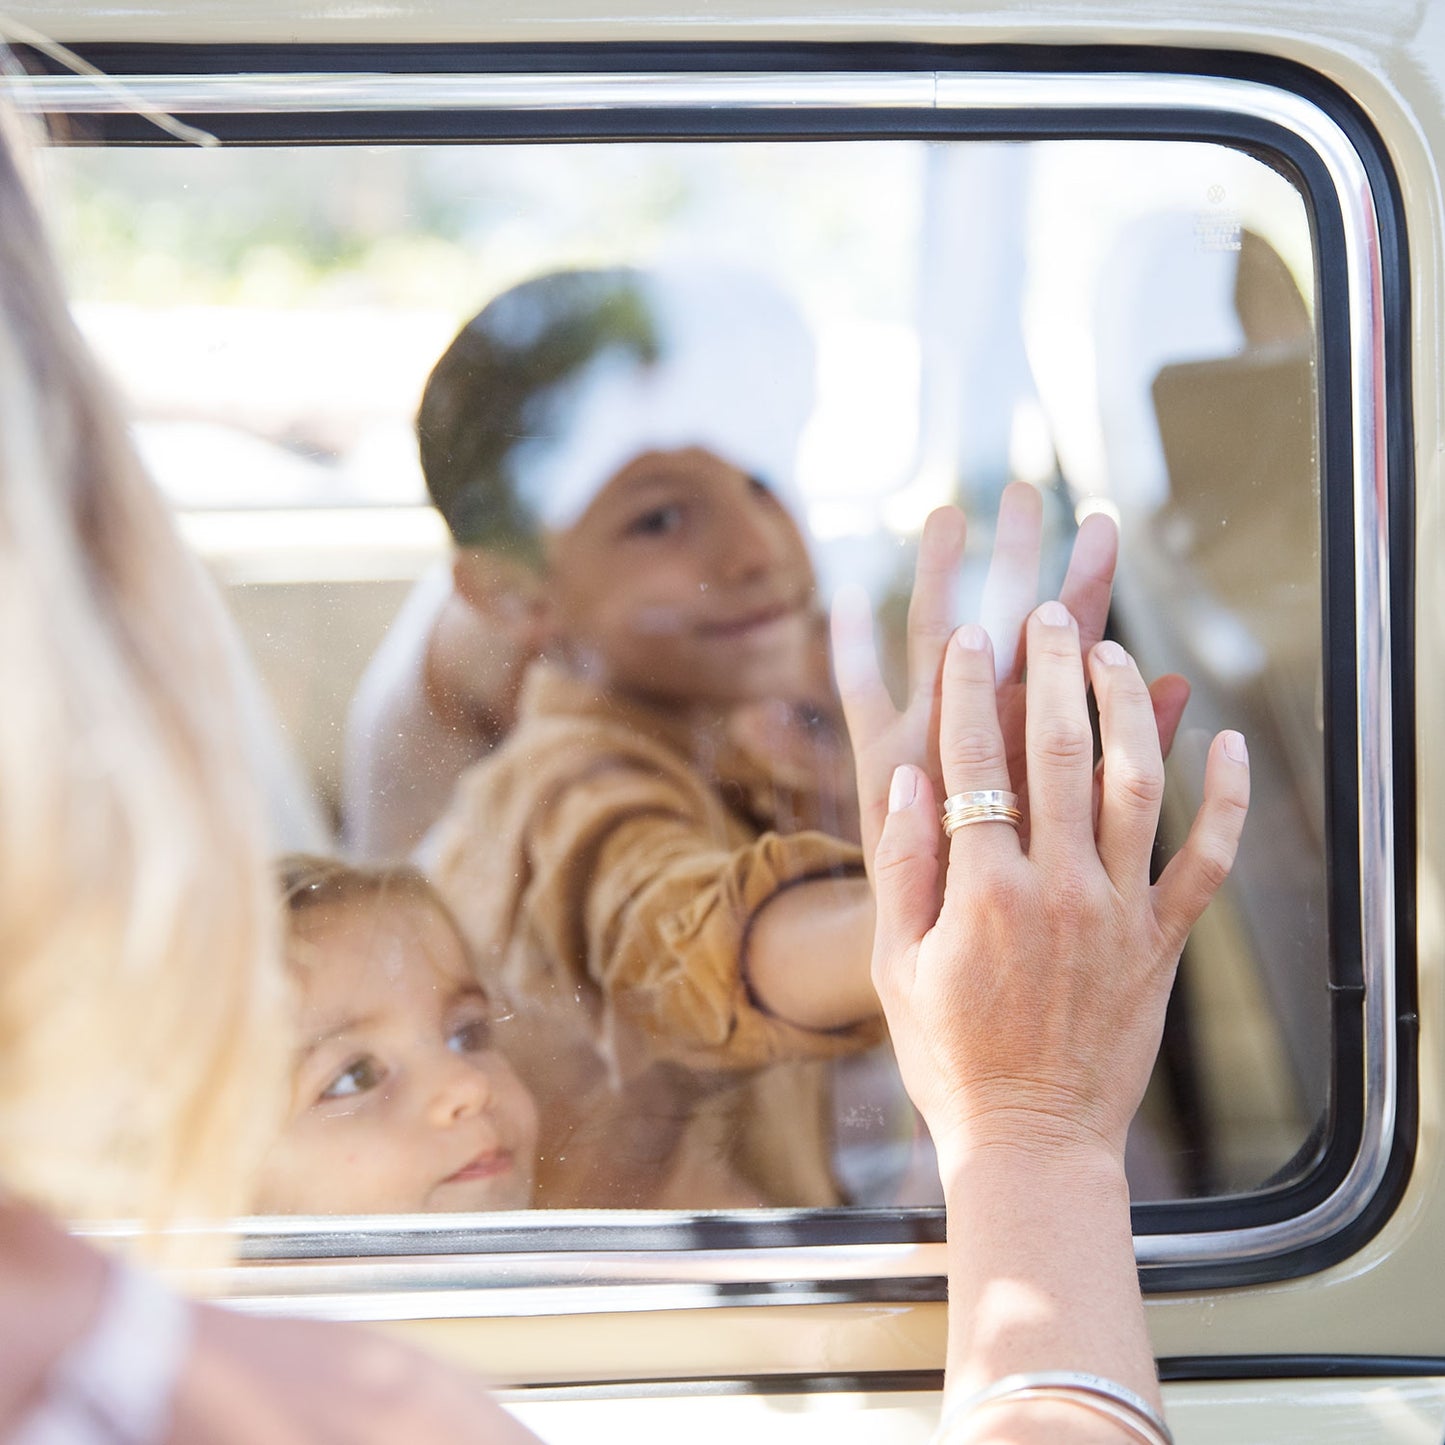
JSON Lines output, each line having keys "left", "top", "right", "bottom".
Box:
{"left": 277, "top": 853, "right": 474, "bottom": 974}
{"left": 0, "top": 104, "right": 287, "bottom": 1234}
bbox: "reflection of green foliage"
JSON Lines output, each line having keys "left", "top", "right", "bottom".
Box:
{"left": 54, "top": 182, "right": 494, "bottom": 307}
{"left": 45, "top": 141, "right": 920, "bottom": 317}
{"left": 46, "top": 146, "right": 708, "bottom": 310}
{"left": 418, "top": 270, "right": 659, "bottom": 563}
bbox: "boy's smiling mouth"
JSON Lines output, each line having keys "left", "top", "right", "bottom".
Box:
{"left": 696, "top": 596, "right": 807, "bottom": 639}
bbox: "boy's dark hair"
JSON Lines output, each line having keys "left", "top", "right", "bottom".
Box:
{"left": 416, "top": 268, "right": 659, "bottom": 563}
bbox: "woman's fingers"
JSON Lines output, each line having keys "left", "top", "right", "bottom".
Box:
{"left": 1023, "top": 603, "right": 1096, "bottom": 856}
{"left": 1090, "top": 641, "right": 1166, "bottom": 887}
{"left": 870, "top": 765, "right": 943, "bottom": 993}
{"left": 978, "top": 481, "right": 1043, "bottom": 684}
{"left": 938, "top": 623, "right": 1020, "bottom": 868}
{"left": 1152, "top": 730, "right": 1251, "bottom": 949}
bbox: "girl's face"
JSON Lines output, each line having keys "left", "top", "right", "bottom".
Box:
{"left": 254, "top": 893, "right": 538, "bottom": 1215}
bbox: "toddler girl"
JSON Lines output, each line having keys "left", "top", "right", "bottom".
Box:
{"left": 254, "top": 856, "right": 538, "bottom": 1215}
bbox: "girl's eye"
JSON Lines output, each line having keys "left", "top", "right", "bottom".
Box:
{"left": 449, "top": 1018, "right": 492, "bottom": 1054}
{"left": 318, "top": 1056, "right": 384, "bottom": 1102}
{"left": 626, "top": 504, "right": 684, "bottom": 538}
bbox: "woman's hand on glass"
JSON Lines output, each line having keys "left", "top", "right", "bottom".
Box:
{"left": 868, "top": 604, "right": 1249, "bottom": 1166}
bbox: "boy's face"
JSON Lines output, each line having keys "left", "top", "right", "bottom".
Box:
{"left": 254, "top": 894, "right": 538, "bottom": 1216}
{"left": 541, "top": 447, "right": 817, "bottom": 708}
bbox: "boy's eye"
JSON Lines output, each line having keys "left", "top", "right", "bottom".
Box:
{"left": 318, "top": 1056, "right": 384, "bottom": 1102}
{"left": 448, "top": 1017, "right": 492, "bottom": 1054}
{"left": 625, "top": 504, "right": 684, "bottom": 538}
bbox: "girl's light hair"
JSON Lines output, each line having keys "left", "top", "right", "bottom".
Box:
{"left": 276, "top": 853, "right": 478, "bottom": 977}
{"left": 0, "top": 103, "right": 287, "bottom": 1237}
{"left": 279, "top": 853, "right": 439, "bottom": 918}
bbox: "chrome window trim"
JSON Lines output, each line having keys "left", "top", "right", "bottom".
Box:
{"left": 5, "top": 71, "right": 941, "bottom": 111}
{"left": 29, "top": 66, "right": 1396, "bottom": 1311}
{"left": 219, "top": 1228, "right": 952, "bottom": 1320}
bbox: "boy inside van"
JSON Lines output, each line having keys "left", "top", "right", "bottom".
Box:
{"left": 413, "top": 266, "right": 885, "bottom": 1209}
{"left": 341, "top": 267, "right": 854, "bottom": 864}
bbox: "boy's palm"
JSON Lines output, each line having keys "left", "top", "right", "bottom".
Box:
{"left": 833, "top": 483, "right": 1188, "bottom": 873}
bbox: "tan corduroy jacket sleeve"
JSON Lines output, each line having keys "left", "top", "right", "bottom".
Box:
{"left": 438, "top": 715, "right": 883, "bottom": 1076}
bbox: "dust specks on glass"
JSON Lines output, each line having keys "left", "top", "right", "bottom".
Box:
{"left": 44, "top": 136, "right": 1321, "bottom": 1221}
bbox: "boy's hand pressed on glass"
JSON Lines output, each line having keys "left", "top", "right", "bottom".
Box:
{"left": 833, "top": 480, "right": 1191, "bottom": 876}
{"left": 752, "top": 481, "right": 1188, "bottom": 1033}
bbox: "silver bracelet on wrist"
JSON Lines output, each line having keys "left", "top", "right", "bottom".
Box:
{"left": 933, "top": 1371, "right": 1174, "bottom": 1445}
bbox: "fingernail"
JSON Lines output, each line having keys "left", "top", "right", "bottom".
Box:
{"left": 1094, "top": 639, "right": 1130, "bottom": 667}
{"left": 1036, "top": 600, "right": 1071, "bottom": 628}
{"left": 953, "top": 623, "right": 988, "bottom": 652}
{"left": 1223, "top": 730, "right": 1248, "bottom": 763}
{"left": 888, "top": 765, "right": 918, "bottom": 812}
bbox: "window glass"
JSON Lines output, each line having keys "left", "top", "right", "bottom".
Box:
{"left": 41, "top": 136, "right": 1321, "bottom": 1215}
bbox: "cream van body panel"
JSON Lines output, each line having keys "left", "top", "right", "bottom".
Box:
{"left": 505, "top": 1380, "right": 1445, "bottom": 1445}
{"left": 13, "top": 0, "right": 1445, "bottom": 1431}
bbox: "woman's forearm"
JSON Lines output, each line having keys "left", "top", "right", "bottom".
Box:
{"left": 936, "top": 1134, "right": 1158, "bottom": 1444}
{"left": 744, "top": 875, "right": 878, "bottom": 1029}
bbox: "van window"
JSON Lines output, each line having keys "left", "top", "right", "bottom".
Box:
{"left": 18, "top": 53, "right": 1403, "bottom": 1304}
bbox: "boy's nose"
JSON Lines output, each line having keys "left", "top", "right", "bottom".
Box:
{"left": 716, "top": 502, "right": 787, "bottom": 582}
{"left": 425, "top": 1055, "right": 490, "bottom": 1127}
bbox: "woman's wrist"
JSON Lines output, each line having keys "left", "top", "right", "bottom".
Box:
{"left": 935, "top": 1128, "right": 1156, "bottom": 1413}
{"left": 930, "top": 1112, "right": 1129, "bottom": 1198}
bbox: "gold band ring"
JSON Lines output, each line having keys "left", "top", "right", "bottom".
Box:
{"left": 941, "top": 790, "right": 1022, "bottom": 837}
{"left": 943, "top": 805, "right": 1022, "bottom": 836}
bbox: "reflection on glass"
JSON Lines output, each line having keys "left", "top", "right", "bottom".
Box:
{"left": 42, "top": 137, "right": 1322, "bottom": 1213}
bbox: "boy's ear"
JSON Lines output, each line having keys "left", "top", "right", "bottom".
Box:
{"left": 452, "top": 549, "right": 553, "bottom": 648}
